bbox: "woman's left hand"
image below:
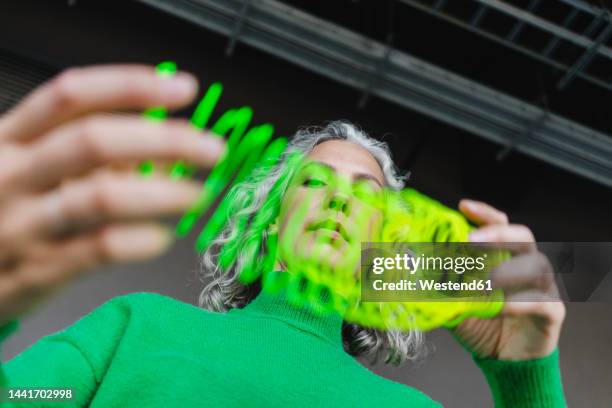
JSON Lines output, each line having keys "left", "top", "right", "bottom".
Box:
{"left": 450, "top": 199, "right": 565, "bottom": 361}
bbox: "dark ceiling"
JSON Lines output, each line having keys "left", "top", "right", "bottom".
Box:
{"left": 0, "top": 0, "right": 610, "bottom": 240}
{"left": 281, "top": 0, "right": 612, "bottom": 135}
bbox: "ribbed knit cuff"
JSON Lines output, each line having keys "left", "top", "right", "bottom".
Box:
{"left": 474, "top": 348, "right": 567, "bottom": 408}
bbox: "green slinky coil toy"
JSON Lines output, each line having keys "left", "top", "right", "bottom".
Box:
{"left": 224, "top": 154, "right": 507, "bottom": 332}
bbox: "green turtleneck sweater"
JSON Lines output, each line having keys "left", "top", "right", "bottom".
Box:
{"left": 1, "top": 291, "right": 566, "bottom": 407}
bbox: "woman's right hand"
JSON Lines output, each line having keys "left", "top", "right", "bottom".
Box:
{"left": 0, "top": 65, "right": 225, "bottom": 327}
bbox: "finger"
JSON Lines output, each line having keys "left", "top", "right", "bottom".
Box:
{"left": 93, "top": 158, "right": 194, "bottom": 177}
{"left": 500, "top": 290, "right": 565, "bottom": 321}
{"left": 0, "top": 143, "right": 30, "bottom": 203}
{"left": 0, "top": 65, "right": 198, "bottom": 144}
{"left": 2, "top": 223, "right": 172, "bottom": 303}
{"left": 0, "top": 174, "right": 204, "bottom": 252}
{"left": 459, "top": 199, "right": 509, "bottom": 226}
{"left": 468, "top": 224, "right": 536, "bottom": 253}
{"left": 5, "top": 116, "right": 224, "bottom": 193}
{"left": 491, "top": 252, "right": 555, "bottom": 294}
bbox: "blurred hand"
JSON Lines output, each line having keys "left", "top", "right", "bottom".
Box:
{"left": 0, "top": 65, "right": 225, "bottom": 327}
{"left": 451, "top": 200, "right": 565, "bottom": 360}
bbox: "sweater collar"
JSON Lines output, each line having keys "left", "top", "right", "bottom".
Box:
{"left": 239, "top": 277, "right": 344, "bottom": 346}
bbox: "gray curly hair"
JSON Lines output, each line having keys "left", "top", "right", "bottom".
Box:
{"left": 199, "top": 120, "right": 424, "bottom": 365}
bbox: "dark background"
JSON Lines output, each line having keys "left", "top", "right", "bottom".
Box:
{"left": 1, "top": 1, "right": 611, "bottom": 406}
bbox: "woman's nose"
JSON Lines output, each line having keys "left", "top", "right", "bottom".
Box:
{"left": 328, "top": 191, "right": 351, "bottom": 214}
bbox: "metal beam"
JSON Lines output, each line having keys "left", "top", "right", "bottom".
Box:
{"left": 397, "top": 0, "right": 611, "bottom": 91}
{"left": 225, "top": 0, "right": 252, "bottom": 56}
{"left": 358, "top": 41, "right": 392, "bottom": 109}
{"left": 543, "top": 8, "right": 579, "bottom": 57}
{"left": 475, "top": 0, "right": 612, "bottom": 60}
{"left": 496, "top": 110, "right": 548, "bottom": 161}
{"left": 558, "top": 16, "right": 612, "bottom": 90}
{"left": 470, "top": 5, "right": 488, "bottom": 27}
{"left": 556, "top": 0, "right": 608, "bottom": 18}
{"left": 505, "top": 0, "right": 541, "bottom": 43}
{"left": 138, "top": 0, "right": 612, "bottom": 188}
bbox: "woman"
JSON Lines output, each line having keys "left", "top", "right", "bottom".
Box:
{"left": 0, "top": 66, "right": 566, "bottom": 407}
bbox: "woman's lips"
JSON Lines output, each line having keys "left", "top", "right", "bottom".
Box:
{"left": 307, "top": 219, "right": 350, "bottom": 242}
{"left": 314, "top": 228, "right": 343, "bottom": 241}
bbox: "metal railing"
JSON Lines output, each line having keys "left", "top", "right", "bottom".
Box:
{"left": 138, "top": 0, "right": 612, "bottom": 188}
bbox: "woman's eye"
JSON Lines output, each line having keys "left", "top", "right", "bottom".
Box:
{"left": 353, "top": 183, "right": 382, "bottom": 203}
{"left": 353, "top": 182, "right": 374, "bottom": 196}
{"left": 303, "top": 178, "right": 327, "bottom": 187}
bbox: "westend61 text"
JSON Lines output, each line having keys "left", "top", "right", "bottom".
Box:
{"left": 371, "top": 279, "right": 493, "bottom": 292}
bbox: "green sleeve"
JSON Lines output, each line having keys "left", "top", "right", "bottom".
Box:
{"left": 0, "top": 320, "right": 19, "bottom": 385}
{"left": 475, "top": 348, "right": 567, "bottom": 408}
{"left": 1, "top": 297, "right": 130, "bottom": 407}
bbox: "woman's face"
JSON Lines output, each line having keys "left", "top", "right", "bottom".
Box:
{"left": 275, "top": 140, "right": 386, "bottom": 273}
